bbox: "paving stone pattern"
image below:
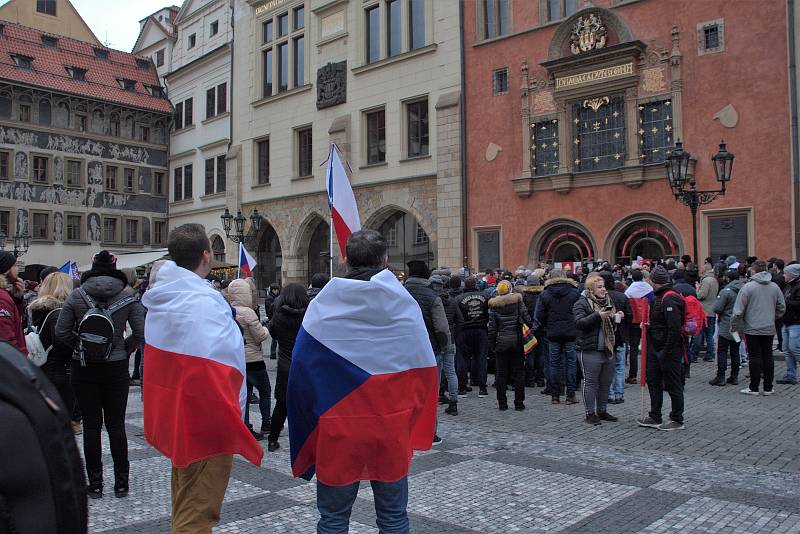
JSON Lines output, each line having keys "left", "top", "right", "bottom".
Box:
{"left": 86, "top": 358, "right": 800, "bottom": 533}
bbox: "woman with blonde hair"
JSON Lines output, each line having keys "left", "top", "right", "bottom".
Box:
{"left": 28, "top": 271, "right": 81, "bottom": 432}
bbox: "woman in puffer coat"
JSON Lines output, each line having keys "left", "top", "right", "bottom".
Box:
{"left": 227, "top": 278, "right": 271, "bottom": 441}
{"left": 488, "top": 280, "right": 531, "bottom": 411}
{"left": 266, "top": 283, "right": 308, "bottom": 451}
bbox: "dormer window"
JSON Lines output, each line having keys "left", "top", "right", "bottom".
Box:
{"left": 12, "top": 55, "right": 33, "bottom": 70}
{"left": 41, "top": 35, "right": 58, "bottom": 48}
{"left": 66, "top": 66, "right": 86, "bottom": 81}
{"left": 0, "top": 24, "right": 5, "bottom": 37}
{"left": 135, "top": 58, "right": 150, "bottom": 69}
{"left": 188, "top": 34, "right": 196, "bottom": 49}
{"left": 94, "top": 48, "right": 109, "bottom": 60}
{"left": 118, "top": 79, "right": 136, "bottom": 92}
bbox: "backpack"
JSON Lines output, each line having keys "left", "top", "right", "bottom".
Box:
{"left": 77, "top": 288, "right": 137, "bottom": 366}
{"left": 664, "top": 290, "right": 706, "bottom": 337}
{"left": 24, "top": 308, "right": 60, "bottom": 367}
{"left": 0, "top": 341, "right": 87, "bottom": 533}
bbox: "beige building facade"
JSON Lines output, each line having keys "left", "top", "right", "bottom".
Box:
{"left": 0, "top": 0, "right": 101, "bottom": 46}
{"left": 229, "top": 0, "right": 463, "bottom": 287}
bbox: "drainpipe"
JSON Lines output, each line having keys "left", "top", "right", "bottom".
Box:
{"left": 458, "top": 0, "right": 469, "bottom": 271}
{"left": 789, "top": 0, "right": 800, "bottom": 257}
{"left": 228, "top": 0, "right": 235, "bottom": 152}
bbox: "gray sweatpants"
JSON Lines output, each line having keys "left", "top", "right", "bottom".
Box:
{"left": 580, "top": 350, "right": 615, "bottom": 416}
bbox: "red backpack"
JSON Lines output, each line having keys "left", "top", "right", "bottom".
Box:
{"left": 664, "top": 291, "right": 706, "bottom": 337}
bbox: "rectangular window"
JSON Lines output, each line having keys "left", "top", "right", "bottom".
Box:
{"left": 366, "top": 6, "right": 380, "bottom": 64}
{"left": 103, "top": 217, "right": 118, "bottom": 243}
{"left": 206, "top": 86, "right": 216, "bottom": 119}
{"left": 36, "top": 0, "right": 56, "bottom": 16}
{"left": 0, "top": 151, "right": 9, "bottom": 180}
{"left": 76, "top": 114, "right": 87, "bottom": 132}
{"left": 294, "top": 6, "right": 304, "bottom": 30}
{"left": 183, "top": 165, "right": 193, "bottom": 199}
{"left": 257, "top": 139, "right": 270, "bottom": 184}
{"left": 0, "top": 211, "right": 10, "bottom": 237}
{"left": 210, "top": 20, "right": 219, "bottom": 36}
{"left": 175, "top": 102, "right": 183, "bottom": 130}
{"left": 366, "top": 109, "right": 386, "bottom": 164}
{"left": 173, "top": 167, "right": 183, "bottom": 201}
{"left": 263, "top": 20, "right": 273, "bottom": 43}
{"left": 531, "top": 119, "right": 559, "bottom": 176}
{"left": 140, "top": 126, "right": 150, "bottom": 143}
{"left": 42, "top": 36, "right": 57, "bottom": 49}
{"left": 640, "top": 100, "right": 674, "bottom": 165}
{"left": 298, "top": 128, "right": 312, "bottom": 177}
{"left": 499, "top": 0, "right": 510, "bottom": 33}
{"left": 217, "top": 83, "right": 227, "bottom": 114}
{"left": 106, "top": 166, "right": 118, "bottom": 191}
{"left": 407, "top": 100, "right": 429, "bottom": 158}
{"left": 216, "top": 155, "right": 226, "bottom": 192}
{"left": 704, "top": 25, "right": 719, "bottom": 50}
{"left": 262, "top": 48, "right": 273, "bottom": 96}
{"left": 125, "top": 219, "right": 139, "bottom": 244}
{"left": 32, "top": 212, "right": 49, "bottom": 240}
{"left": 19, "top": 104, "right": 30, "bottom": 123}
{"left": 65, "top": 159, "right": 81, "bottom": 187}
{"left": 153, "top": 171, "right": 165, "bottom": 195}
{"left": 188, "top": 33, "right": 196, "bottom": 49}
{"left": 205, "top": 158, "right": 215, "bottom": 195}
{"left": 153, "top": 220, "right": 166, "bottom": 245}
{"left": 415, "top": 221, "right": 429, "bottom": 244}
{"left": 485, "top": 0, "right": 510, "bottom": 38}
{"left": 278, "top": 42, "right": 288, "bottom": 92}
{"left": 66, "top": 214, "right": 81, "bottom": 241}
{"left": 94, "top": 48, "right": 108, "bottom": 60}
{"left": 111, "top": 116, "right": 120, "bottom": 136}
{"left": 32, "top": 156, "right": 48, "bottom": 183}
{"left": 278, "top": 13, "right": 289, "bottom": 37}
{"left": 573, "top": 95, "right": 626, "bottom": 171}
{"left": 547, "top": 0, "right": 577, "bottom": 22}
{"left": 294, "top": 36, "right": 305, "bottom": 87}
{"left": 124, "top": 168, "right": 135, "bottom": 192}
{"left": 387, "top": 0, "right": 402, "bottom": 57}
{"left": 409, "top": 0, "right": 425, "bottom": 50}
{"left": 184, "top": 98, "right": 193, "bottom": 126}
{"left": 493, "top": 68, "right": 508, "bottom": 95}
{"left": 156, "top": 49, "right": 164, "bottom": 67}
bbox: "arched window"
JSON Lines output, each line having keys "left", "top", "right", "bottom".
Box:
{"left": 211, "top": 235, "right": 225, "bottom": 262}
{"left": 123, "top": 115, "right": 134, "bottom": 139}
{"left": 91, "top": 108, "right": 104, "bottom": 133}
{"left": 613, "top": 220, "right": 679, "bottom": 265}
{"left": 373, "top": 209, "right": 435, "bottom": 276}
{"left": 38, "top": 99, "right": 51, "bottom": 125}
{"left": 109, "top": 113, "right": 120, "bottom": 136}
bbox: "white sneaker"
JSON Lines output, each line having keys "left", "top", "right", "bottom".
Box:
{"left": 761, "top": 390, "right": 774, "bottom": 396}
{"left": 740, "top": 387, "right": 759, "bottom": 395}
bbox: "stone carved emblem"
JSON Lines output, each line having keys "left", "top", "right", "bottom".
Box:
{"left": 641, "top": 67, "right": 666, "bottom": 93}
{"left": 316, "top": 61, "right": 347, "bottom": 110}
{"left": 570, "top": 14, "right": 608, "bottom": 55}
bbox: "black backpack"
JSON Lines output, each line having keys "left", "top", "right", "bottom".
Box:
{"left": 76, "top": 289, "right": 136, "bottom": 366}
{"left": 0, "top": 341, "right": 87, "bottom": 533}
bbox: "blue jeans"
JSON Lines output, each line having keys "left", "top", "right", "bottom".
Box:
{"left": 244, "top": 366, "right": 271, "bottom": 432}
{"left": 609, "top": 345, "right": 626, "bottom": 400}
{"left": 691, "top": 316, "right": 716, "bottom": 361}
{"left": 548, "top": 340, "right": 577, "bottom": 397}
{"left": 317, "top": 477, "right": 409, "bottom": 534}
{"left": 782, "top": 324, "right": 800, "bottom": 383}
{"left": 439, "top": 344, "right": 458, "bottom": 400}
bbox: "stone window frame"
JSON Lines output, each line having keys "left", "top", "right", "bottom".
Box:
{"left": 209, "top": 19, "right": 219, "bottom": 37}
{"left": 30, "top": 209, "right": 52, "bottom": 242}
{"left": 697, "top": 18, "right": 724, "bottom": 56}
{"left": 255, "top": 137, "right": 270, "bottom": 186}
{"left": 152, "top": 218, "right": 168, "bottom": 246}
{"left": 361, "top": 0, "right": 433, "bottom": 65}
{"left": 104, "top": 163, "right": 120, "bottom": 192}
{"left": 538, "top": 0, "right": 578, "bottom": 26}
{"left": 493, "top": 67, "right": 509, "bottom": 96}
{"left": 64, "top": 158, "right": 84, "bottom": 188}
{"left": 699, "top": 207, "right": 753, "bottom": 262}
{"left": 155, "top": 48, "right": 165, "bottom": 67}
{"left": 475, "top": 0, "right": 512, "bottom": 42}
{"left": 402, "top": 94, "right": 430, "bottom": 160}
{"left": 122, "top": 166, "right": 138, "bottom": 194}
{"left": 152, "top": 170, "right": 167, "bottom": 196}
{"left": 102, "top": 215, "right": 121, "bottom": 245}
{"left": 30, "top": 153, "right": 51, "bottom": 185}
{"left": 0, "top": 149, "right": 13, "bottom": 181}
{"left": 295, "top": 125, "right": 313, "bottom": 179}
{"left": 361, "top": 104, "right": 387, "bottom": 166}
{"left": 472, "top": 225, "right": 504, "bottom": 272}
{"left": 0, "top": 208, "right": 14, "bottom": 239}
{"left": 203, "top": 154, "right": 227, "bottom": 196}
{"left": 75, "top": 113, "right": 88, "bottom": 132}
{"left": 123, "top": 216, "right": 142, "bottom": 246}
{"left": 257, "top": 1, "right": 308, "bottom": 99}
{"left": 64, "top": 211, "right": 84, "bottom": 243}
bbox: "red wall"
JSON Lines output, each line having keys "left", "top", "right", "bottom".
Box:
{"left": 463, "top": 0, "right": 793, "bottom": 266}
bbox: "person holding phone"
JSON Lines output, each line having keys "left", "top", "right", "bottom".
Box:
{"left": 572, "top": 274, "right": 623, "bottom": 425}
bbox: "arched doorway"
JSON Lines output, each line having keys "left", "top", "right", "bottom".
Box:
{"left": 307, "top": 220, "right": 330, "bottom": 284}
{"left": 612, "top": 219, "right": 680, "bottom": 265}
{"left": 530, "top": 221, "right": 595, "bottom": 267}
{"left": 211, "top": 235, "right": 225, "bottom": 262}
{"left": 256, "top": 224, "right": 282, "bottom": 289}
{"left": 372, "top": 209, "right": 435, "bottom": 276}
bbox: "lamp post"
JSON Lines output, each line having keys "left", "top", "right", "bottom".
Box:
{"left": 220, "top": 207, "right": 263, "bottom": 245}
{"left": 665, "top": 140, "right": 734, "bottom": 264}
{"left": 0, "top": 230, "right": 30, "bottom": 258}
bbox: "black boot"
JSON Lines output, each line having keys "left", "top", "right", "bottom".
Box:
{"left": 438, "top": 394, "right": 448, "bottom": 405}
{"left": 726, "top": 374, "right": 739, "bottom": 385}
{"left": 445, "top": 401, "right": 458, "bottom": 415}
{"left": 709, "top": 373, "right": 726, "bottom": 386}
{"left": 113, "top": 466, "right": 129, "bottom": 498}
{"left": 87, "top": 469, "right": 103, "bottom": 499}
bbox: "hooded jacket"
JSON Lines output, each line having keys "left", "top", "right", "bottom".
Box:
{"left": 404, "top": 277, "right": 450, "bottom": 353}
{"left": 28, "top": 295, "right": 72, "bottom": 366}
{"left": 228, "top": 279, "right": 269, "bottom": 363}
{"left": 520, "top": 285, "right": 543, "bottom": 330}
{"left": 696, "top": 270, "right": 719, "bottom": 317}
{"left": 488, "top": 292, "right": 530, "bottom": 352}
{"left": 268, "top": 298, "right": 306, "bottom": 367}
{"left": 0, "top": 274, "right": 26, "bottom": 354}
{"left": 731, "top": 271, "right": 786, "bottom": 335}
{"left": 533, "top": 277, "right": 579, "bottom": 341}
{"left": 648, "top": 284, "right": 684, "bottom": 357}
{"left": 713, "top": 278, "right": 745, "bottom": 340}
{"left": 55, "top": 269, "right": 145, "bottom": 362}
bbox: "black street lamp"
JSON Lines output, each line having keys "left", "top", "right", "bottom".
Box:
{"left": 0, "top": 230, "right": 30, "bottom": 258}
{"left": 666, "top": 140, "right": 734, "bottom": 264}
{"left": 220, "top": 207, "right": 263, "bottom": 245}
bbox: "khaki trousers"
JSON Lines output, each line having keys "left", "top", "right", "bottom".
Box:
{"left": 171, "top": 455, "right": 233, "bottom": 534}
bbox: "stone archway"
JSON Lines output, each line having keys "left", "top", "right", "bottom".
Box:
{"left": 605, "top": 213, "right": 683, "bottom": 265}
{"left": 255, "top": 222, "right": 282, "bottom": 289}
{"left": 290, "top": 212, "right": 331, "bottom": 283}
{"left": 365, "top": 205, "right": 436, "bottom": 275}
{"left": 210, "top": 235, "right": 225, "bottom": 262}
{"left": 528, "top": 219, "right": 597, "bottom": 267}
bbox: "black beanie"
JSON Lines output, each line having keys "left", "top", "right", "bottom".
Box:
{"left": 0, "top": 251, "right": 16, "bottom": 275}
{"left": 407, "top": 260, "right": 429, "bottom": 279}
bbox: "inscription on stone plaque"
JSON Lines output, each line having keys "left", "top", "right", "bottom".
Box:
{"left": 555, "top": 63, "right": 634, "bottom": 90}
{"left": 316, "top": 61, "right": 347, "bottom": 110}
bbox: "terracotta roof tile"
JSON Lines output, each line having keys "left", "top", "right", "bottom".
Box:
{"left": 0, "top": 21, "right": 172, "bottom": 114}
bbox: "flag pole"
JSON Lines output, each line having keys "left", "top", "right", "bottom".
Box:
{"left": 237, "top": 242, "right": 241, "bottom": 279}
{"left": 328, "top": 143, "right": 335, "bottom": 279}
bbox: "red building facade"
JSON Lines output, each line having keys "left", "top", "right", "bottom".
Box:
{"left": 463, "top": 0, "right": 796, "bottom": 270}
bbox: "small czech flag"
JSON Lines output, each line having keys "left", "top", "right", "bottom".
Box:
{"left": 238, "top": 243, "right": 257, "bottom": 277}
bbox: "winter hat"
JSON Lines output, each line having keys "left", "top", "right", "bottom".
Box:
{"left": 447, "top": 276, "right": 462, "bottom": 290}
{"left": 725, "top": 268, "right": 741, "bottom": 280}
{"left": 497, "top": 280, "right": 512, "bottom": 295}
{"left": 672, "top": 269, "right": 685, "bottom": 282}
{"left": 310, "top": 272, "right": 330, "bottom": 289}
{"left": 0, "top": 251, "right": 15, "bottom": 274}
{"left": 651, "top": 265, "right": 670, "bottom": 285}
{"left": 526, "top": 274, "right": 541, "bottom": 285}
{"left": 38, "top": 265, "right": 58, "bottom": 281}
{"left": 784, "top": 264, "right": 800, "bottom": 281}
{"left": 93, "top": 250, "right": 117, "bottom": 268}
{"left": 725, "top": 255, "right": 737, "bottom": 267}
{"left": 407, "top": 260, "right": 430, "bottom": 279}
{"left": 429, "top": 274, "right": 445, "bottom": 290}
{"left": 514, "top": 279, "right": 525, "bottom": 287}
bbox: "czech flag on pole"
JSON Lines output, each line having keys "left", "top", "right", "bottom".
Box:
{"left": 141, "top": 261, "right": 263, "bottom": 468}
{"left": 239, "top": 243, "right": 257, "bottom": 277}
{"left": 287, "top": 269, "right": 438, "bottom": 485}
{"left": 326, "top": 144, "right": 361, "bottom": 258}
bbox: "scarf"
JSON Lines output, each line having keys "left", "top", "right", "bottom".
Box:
{"left": 586, "top": 291, "right": 615, "bottom": 356}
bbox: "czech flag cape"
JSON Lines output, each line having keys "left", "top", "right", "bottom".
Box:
{"left": 287, "top": 269, "right": 438, "bottom": 485}
{"left": 141, "top": 261, "right": 263, "bottom": 468}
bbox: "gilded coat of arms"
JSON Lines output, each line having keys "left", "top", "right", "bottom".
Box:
{"left": 570, "top": 14, "right": 608, "bottom": 55}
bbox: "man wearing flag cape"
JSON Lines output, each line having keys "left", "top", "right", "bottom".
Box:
{"left": 287, "top": 230, "right": 439, "bottom": 534}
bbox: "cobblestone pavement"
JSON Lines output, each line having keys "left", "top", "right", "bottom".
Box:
{"left": 86, "top": 356, "right": 800, "bottom": 533}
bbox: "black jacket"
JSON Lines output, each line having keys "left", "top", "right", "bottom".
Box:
{"left": 784, "top": 278, "right": 800, "bottom": 326}
{"left": 533, "top": 278, "right": 580, "bottom": 341}
{"left": 573, "top": 295, "right": 609, "bottom": 353}
{"left": 488, "top": 293, "right": 530, "bottom": 352}
{"left": 455, "top": 290, "right": 489, "bottom": 331}
{"left": 519, "top": 286, "right": 543, "bottom": 331}
{"left": 440, "top": 288, "right": 462, "bottom": 339}
{"left": 268, "top": 302, "right": 306, "bottom": 367}
{"left": 648, "top": 285, "right": 685, "bottom": 358}
{"left": 265, "top": 290, "right": 280, "bottom": 317}
{"left": 404, "top": 277, "right": 449, "bottom": 353}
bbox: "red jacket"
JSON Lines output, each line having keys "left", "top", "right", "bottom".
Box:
{"left": 0, "top": 277, "right": 26, "bottom": 354}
